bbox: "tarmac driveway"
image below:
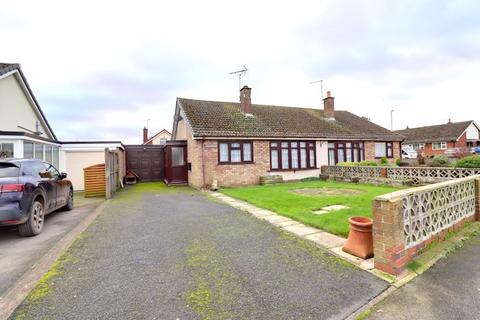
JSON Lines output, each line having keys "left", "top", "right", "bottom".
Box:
{"left": 0, "top": 195, "right": 102, "bottom": 299}
{"left": 11, "top": 184, "right": 388, "bottom": 320}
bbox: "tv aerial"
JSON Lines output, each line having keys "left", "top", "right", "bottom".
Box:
{"left": 309, "top": 79, "right": 324, "bottom": 99}
{"left": 230, "top": 65, "right": 248, "bottom": 90}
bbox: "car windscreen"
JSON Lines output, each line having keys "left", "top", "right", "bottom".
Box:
{"left": 0, "top": 163, "right": 20, "bottom": 178}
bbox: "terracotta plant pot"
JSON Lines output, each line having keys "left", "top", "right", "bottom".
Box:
{"left": 342, "top": 216, "right": 374, "bottom": 259}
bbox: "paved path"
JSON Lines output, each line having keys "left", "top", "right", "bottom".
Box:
{"left": 0, "top": 196, "right": 102, "bottom": 298}
{"left": 368, "top": 235, "right": 480, "bottom": 320}
{"left": 12, "top": 186, "right": 388, "bottom": 320}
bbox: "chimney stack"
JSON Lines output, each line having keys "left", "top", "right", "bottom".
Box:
{"left": 240, "top": 86, "right": 252, "bottom": 114}
{"left": 143, "top": 127, "right": 148, "bottom": 143}
{"left": 323, "top": 91, "right": 335, "bottom": 120}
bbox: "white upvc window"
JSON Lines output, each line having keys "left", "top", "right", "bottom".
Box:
{"left": 432, "top": 142, "right": 447, "bottom": 150}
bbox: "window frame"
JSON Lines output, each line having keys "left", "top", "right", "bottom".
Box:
{"left": 432, "top": 141, "right": 448, "bottom": 150}
{"left": 328, "top": 141, "right": 365, "bottom": 165}
{"left": 374, "top": 142, "right": 394, "bottom": 159}
{"left": 217, "top": 141, "right": 254, "bottom": 165}
{"left": 269, "top": 141, "right": 317, "bottom": 171}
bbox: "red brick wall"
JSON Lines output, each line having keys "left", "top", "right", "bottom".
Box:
{"left": 373, "top": 177, "right": 480, "bottom": 277}
{"left": 201, "top": 140, "right": 271, "bottom": 187}
{"left": 422, "top": 134, "right": 468, "bottom": 157}
{"left": 364, "top": 141, "right": 401, "bottom": 163}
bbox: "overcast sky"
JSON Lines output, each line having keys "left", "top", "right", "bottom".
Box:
{"left": 1, "top": 0, "right": 479, "bottom": 143}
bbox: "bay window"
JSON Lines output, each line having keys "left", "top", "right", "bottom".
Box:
{"left": 218, "top": 141, "right": 253, "bottom": 164}
{"left": 328, "top": 141, "right": 365, "bottom": 165}
{"left": 270, "top": 141, "right": 316, "bottom": 170}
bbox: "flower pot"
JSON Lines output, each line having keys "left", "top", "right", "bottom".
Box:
{"left": 342, "top": 216, "right": 374, "bottom": 259}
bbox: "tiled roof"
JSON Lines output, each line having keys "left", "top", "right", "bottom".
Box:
{"left": 395, "top": 121, "right": 474, "bottom": 143}
{"left": 178, "top": 98, "right": 403, "bottom": 141}
{"left": 0, "top": 63, "right": 20, "bottom": 77}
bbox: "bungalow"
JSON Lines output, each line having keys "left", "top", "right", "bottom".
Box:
{"left": 395, "top": 120, "right": 480, "bottom": 157}
{"left": 0, "top": 63, "right": 126, "bottom": 191}
{"left": 142, "top": 128, "right": 171, "bottom": 145}
{"left": 171, "top": 86, "right": 403, "bottom": 188}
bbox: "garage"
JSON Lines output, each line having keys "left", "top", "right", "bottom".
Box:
{"left": 125, "top": 145, "right": 165, "bottom": 182}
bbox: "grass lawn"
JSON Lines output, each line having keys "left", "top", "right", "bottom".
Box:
{"left": 220, "top": 180, "right": 402, "bottom": 238}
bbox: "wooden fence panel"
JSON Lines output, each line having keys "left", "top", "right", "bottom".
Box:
{"left": 84, "top": 164, "right": 106, "bottom": 197}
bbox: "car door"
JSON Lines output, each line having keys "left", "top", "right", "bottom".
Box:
{"left": 23, "top": 161, "right": 57, "bottom": 212}
{"left": 45, "top": 163, "right": 68, "bottom": 208}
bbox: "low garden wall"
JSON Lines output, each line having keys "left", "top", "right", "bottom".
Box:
{"left": 321, "top": 165, "right": 480, "bottom": 185}
{"left": 372, "top": 175, "right": 480, "bottom": 276}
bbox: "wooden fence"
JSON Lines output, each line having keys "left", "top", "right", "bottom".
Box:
{"left": 83, "top": 164, "right": 106, "bottom": 197}
{"left": 83, "top": 149, "right": 121, "bottom": 198}
{"left": 105, "top": 148, "right": 119, "bottom": 199}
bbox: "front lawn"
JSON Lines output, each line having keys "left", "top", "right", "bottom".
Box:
{"left": 220, "top": 180, "right": 401, "bottom": 237}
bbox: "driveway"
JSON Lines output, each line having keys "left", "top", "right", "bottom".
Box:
{"left": 11, "top": 185, "right": 388, "bottom": 320}
{"left": 0, "top": 194, "right": 103, "bottom": 298}
{"left": 367, "top": 234, "right": 480, "bottom": 320}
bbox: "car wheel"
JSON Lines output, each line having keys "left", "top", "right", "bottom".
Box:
{"left": 18, "top": 200, "right": 45, "bottom": 237}
{"left": 63, "top": 189, "right": 74, "bottom": 211}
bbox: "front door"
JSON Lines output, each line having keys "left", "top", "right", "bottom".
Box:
{"left": 169, "top": 145, "right": 188, "bottom": 184}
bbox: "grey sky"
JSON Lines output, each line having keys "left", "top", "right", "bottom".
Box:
{"left": 1, "top": 0, "right": 479, "bottom": 143}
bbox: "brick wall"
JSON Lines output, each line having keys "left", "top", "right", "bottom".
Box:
{"left": 364, "top": 141, "right": 401, "bottom": 163}
{"left": 202, "top": 140, "right": 271, "bottom": 187}
{"left": 373, "top": 176, "right": 480, "bottom": 276}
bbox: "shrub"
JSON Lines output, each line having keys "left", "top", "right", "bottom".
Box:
{"left": 358, "top": 160, "right": 378, "bottom": 166}
{"left": 426, "top": 155, "right": 451, "bottom": 167}
{"left": 395, "top": 158, "right": 402, "bottom": 166}
{"left": 456, "top": 155, "right": 480, "bottom": 168}
{"left": 337, "top": 161, "right": 377, "bottom": 167}
{"left": 379, "top": 157, "right": 389, "bottom": 165}
{"left": 337, "top": 162, "right": 357, "bottom": 166}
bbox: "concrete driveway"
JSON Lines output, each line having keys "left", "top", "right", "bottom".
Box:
{"left": 11, "top": 185, "right": 388, "bottom": 320}
{"left": 0, "top": 194, "right": 103, "bottom": 299}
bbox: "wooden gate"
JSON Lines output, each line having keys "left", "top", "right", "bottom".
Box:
{"left": 105, "top": 148, "right": 119, "bottom": 199}
{"left": 125, "top": 145, "right": 164, "bottom": 182}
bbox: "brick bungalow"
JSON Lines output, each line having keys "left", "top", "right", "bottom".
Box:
{"left": 395, "top": 120, "right": 480, "bottom": 157}
{"left": 171, "top": 87, "right": 403, "bottom": 188}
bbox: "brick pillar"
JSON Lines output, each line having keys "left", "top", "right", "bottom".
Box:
{"left": 475, "top": 178, "right": 480, "bottom": 221}
{"left": 373, "top": 197, "right": 407, "bottom": 276}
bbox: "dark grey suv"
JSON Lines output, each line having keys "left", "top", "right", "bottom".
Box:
{"left": 0, "top": 159, "right": 73, "bottom": 236}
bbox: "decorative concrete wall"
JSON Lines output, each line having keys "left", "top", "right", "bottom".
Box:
{"left": 321, "top": 165, "right": 480, "bottom": 185}
{"left": 372, "top": 175, "right": 480, "bottom": 276}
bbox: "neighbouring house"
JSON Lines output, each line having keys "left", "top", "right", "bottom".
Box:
{"left": 142, "top": 128, "right": 171, "bottom": 145}
{"left": 0, "top": 63, "right": 126, "bottom": 191}
{"left": 171, "top": 86, "right": 403, "bottom": 188}
{"left": 395, "top": 120, "right": 480, "bottom": 157}
{"left": 0, "top": 63, "right": 61, "bottom": 165}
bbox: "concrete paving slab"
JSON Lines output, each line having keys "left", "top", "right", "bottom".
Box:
{"left": 305, "top": 232, "right": 347, "bottom": 249}
{"left": 331, "top": 246, "right": 364, "bottom": 264}
{"left": 260, "top": 214, "right": 294, "bottom": 225}
{"left": 283, "top": 224, "right": 322, "bottom": 237}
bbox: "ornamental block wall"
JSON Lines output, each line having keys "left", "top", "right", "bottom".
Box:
{"left": 373, "top": 176, "right": 480, "bottom": 276}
